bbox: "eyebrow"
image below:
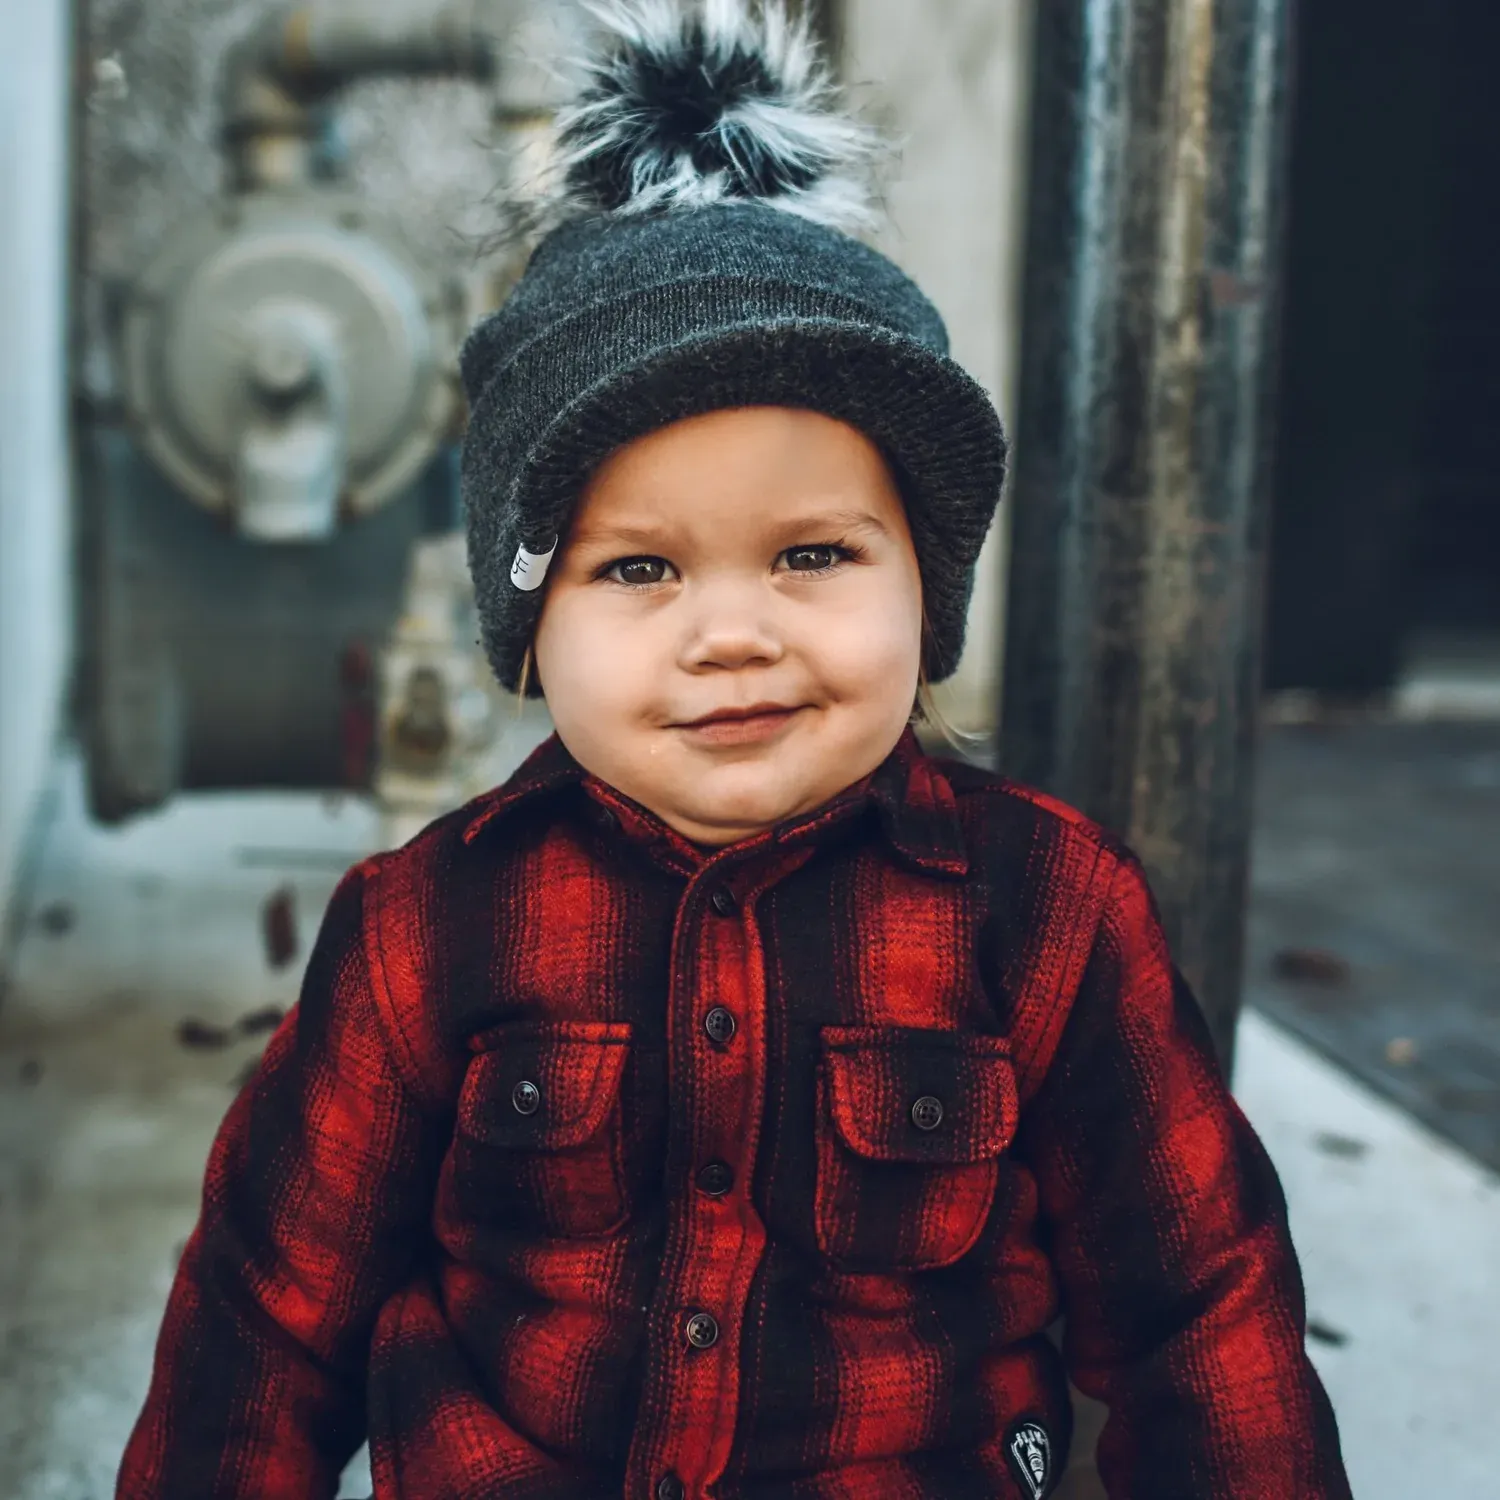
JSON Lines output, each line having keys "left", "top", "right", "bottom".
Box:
{"left": 570, "top": 508, "right": 891, "bottom": 550}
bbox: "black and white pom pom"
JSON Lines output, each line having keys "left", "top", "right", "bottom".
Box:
{"left": 532, "top": 0, "right": 883, "bottom": 236}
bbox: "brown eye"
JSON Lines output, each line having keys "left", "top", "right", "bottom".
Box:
{"left": 784, "top": 545, "right": 843, "bottom": 573}
{"left": 607, "top": 557, "right": 669, "bottom": 586}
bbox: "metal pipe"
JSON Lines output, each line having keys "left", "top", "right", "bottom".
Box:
{"left": 221, "top": 1, "right": 497, "bottom": 191}
{"left": 278, "top": 0, "right": 496, "bottom": 84}
{"left": 999, "top": 0, "right": 1293, "bottom": 1079}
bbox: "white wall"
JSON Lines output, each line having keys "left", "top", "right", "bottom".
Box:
{"left": 0, "top": 0, "right": 73, "bottom": 932}
{"left": 838, "top": 0, "right": 1035, "bottom": 736}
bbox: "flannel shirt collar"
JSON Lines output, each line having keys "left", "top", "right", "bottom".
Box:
{"left": 461, "top": 724, "right": 969, "bottom": 879}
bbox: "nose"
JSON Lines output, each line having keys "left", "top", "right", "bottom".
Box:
{"left": 678, "top": 579, "right": 787, "bottom": 672}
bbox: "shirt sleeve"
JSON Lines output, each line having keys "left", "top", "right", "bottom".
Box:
{"left": 116, "top": 857, "right": 451, "bottom": 1500}
{"left": 1015, "top": 851, "right": 1354, "bottom": 1499}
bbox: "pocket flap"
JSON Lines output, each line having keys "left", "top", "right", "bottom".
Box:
{"left": 459, "top": 1020, "right": 632, "bottom": 1150}
{"left": 819, "top": 1025, "right": 1018, "bottom": 1164}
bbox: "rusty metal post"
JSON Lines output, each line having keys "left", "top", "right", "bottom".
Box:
{"left": 1000, "top": 0, "right": 1293, "bottom": 1079}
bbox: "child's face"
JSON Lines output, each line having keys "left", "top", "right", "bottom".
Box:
{"left": 532, "top": 406, "right": 924, "bottom": 848}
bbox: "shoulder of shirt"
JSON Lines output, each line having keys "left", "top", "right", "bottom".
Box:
{"left": 344, "top": 786, "right": 543, "bottom": 943}
{"left": 928, "top": 752, "right": 1153, "bottom": 941}
{"left": 931, "top": 752, "right": 1135, "bottom": 866}
{"left": 365, "top": 790, "right": 508, "bottom": 867}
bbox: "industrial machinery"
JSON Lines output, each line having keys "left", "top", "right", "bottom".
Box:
{"left": 77, "top": 0, "right": 559, "bottom": 825}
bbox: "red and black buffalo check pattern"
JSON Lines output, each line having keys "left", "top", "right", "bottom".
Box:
{"left": 118, "top": 727, "right": 1352, "bottom": 1499}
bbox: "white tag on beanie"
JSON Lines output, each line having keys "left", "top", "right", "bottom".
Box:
{"left": 510, "top": 535, "right": 558, "bottom": 592}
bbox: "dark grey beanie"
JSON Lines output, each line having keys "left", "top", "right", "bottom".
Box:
{"left": 458, "top": 1, "right": 1007, "bottom": 698}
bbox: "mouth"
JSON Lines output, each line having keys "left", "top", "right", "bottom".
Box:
{"left": 679, "top": 702, "right": 803, "bottom": 728}
{"left": 672, "top": 702, "right": 804, "bottom": 738}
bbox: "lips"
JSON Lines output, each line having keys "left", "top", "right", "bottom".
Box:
{"left": 681, "top": 703, "right": 799, "bottom": 727}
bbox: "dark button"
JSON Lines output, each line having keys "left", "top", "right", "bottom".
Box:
{"left": 594, "top": 805, "right": 620, "bottom": 833}
{"left": 511, "top": 1079, "right": 541, "bottom": 1116}
{"left": 703, "top": 1006, "right": 737, "bottom": 1045}
{"left": 910, "top": 1095, "right": 944, "bottom": 1131}
{"left": 696, "top": 1160, "right": 734, "bottom": 1196}
{"left": 709, "top": 886, "right": 738, "bottom": 918}
{"left": 685, "top": 1311, "right": 719, "bottom": 1349}
{"left": 656, "top": 1476, "right": 684, "bottom": 1500}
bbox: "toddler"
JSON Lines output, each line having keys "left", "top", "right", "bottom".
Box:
{"left": 118, "top": 2, "right": 1353, "bottom": 1496}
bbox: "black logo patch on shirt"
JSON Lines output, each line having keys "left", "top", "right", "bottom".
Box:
{"left": 1003, "top": 1415, "right": 1054, "bottom": 1499}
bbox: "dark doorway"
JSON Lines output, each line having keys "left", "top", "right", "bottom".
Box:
{"left": 1264, "top": 0, "right": 1500, "bottom": 693}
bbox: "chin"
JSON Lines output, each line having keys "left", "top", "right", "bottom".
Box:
{"left": 692, "top": 787, "right": 820, "bottom": 842}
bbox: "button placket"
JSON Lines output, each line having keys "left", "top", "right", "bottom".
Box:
{"left": 627, "top": 857, "right": 804, "bottom": 1500}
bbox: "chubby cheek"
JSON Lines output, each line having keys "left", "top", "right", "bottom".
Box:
{"left": 813, "top": 597, "right": 922, "bottom": 709}
{"left": 535, "top": 619, "right": 650, "bottom": 737}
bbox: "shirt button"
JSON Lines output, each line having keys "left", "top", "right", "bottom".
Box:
{"left": 709, "top": 886, "right": 738, "bottom": 918}
{"left": 910, "top": 1094, "right": 944, "bottom": 1130}
{"left": 512, "top": 1080, "right": 541, "bottom": 1116}
{"left": 696, "top": 1160, "right": 734, "bottom": 1196}
{"left": 656, "top": 1476, "right": 685, "bottom": 1500}
{"left": 685, "top": 1311, "right": 720, "bottom": 1349}
{"left": 703, "top": 1006, "right": 737, "bottom": 1045}
{"left": 594, "top": 805, "right": 620, "bottom": 833}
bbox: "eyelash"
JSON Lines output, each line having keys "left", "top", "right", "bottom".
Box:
{"left": 595, "top": 539, "right": 866, "bottom": 590}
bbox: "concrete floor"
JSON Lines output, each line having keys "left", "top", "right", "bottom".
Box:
{"left": 2, "top": 725, "right": 1498, "bottom": 1499}
{"left": 1245, "top": 718, "right": 1500, "bottom": 1174}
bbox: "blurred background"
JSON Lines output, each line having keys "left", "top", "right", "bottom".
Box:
{"left": 0, "top": 1, "right": 1496, "bottom": 1496}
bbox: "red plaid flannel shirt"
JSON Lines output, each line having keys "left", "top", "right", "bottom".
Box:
{"left": 118, "top": 727, "right": 1351, "bottom": 1500}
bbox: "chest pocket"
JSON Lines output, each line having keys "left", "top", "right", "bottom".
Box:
{"left": 450, "top": 1020, "right": 636, "bottom": 1239}
{"left": 815, "top": 1025, "right": 1019, "bottom": 1271}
